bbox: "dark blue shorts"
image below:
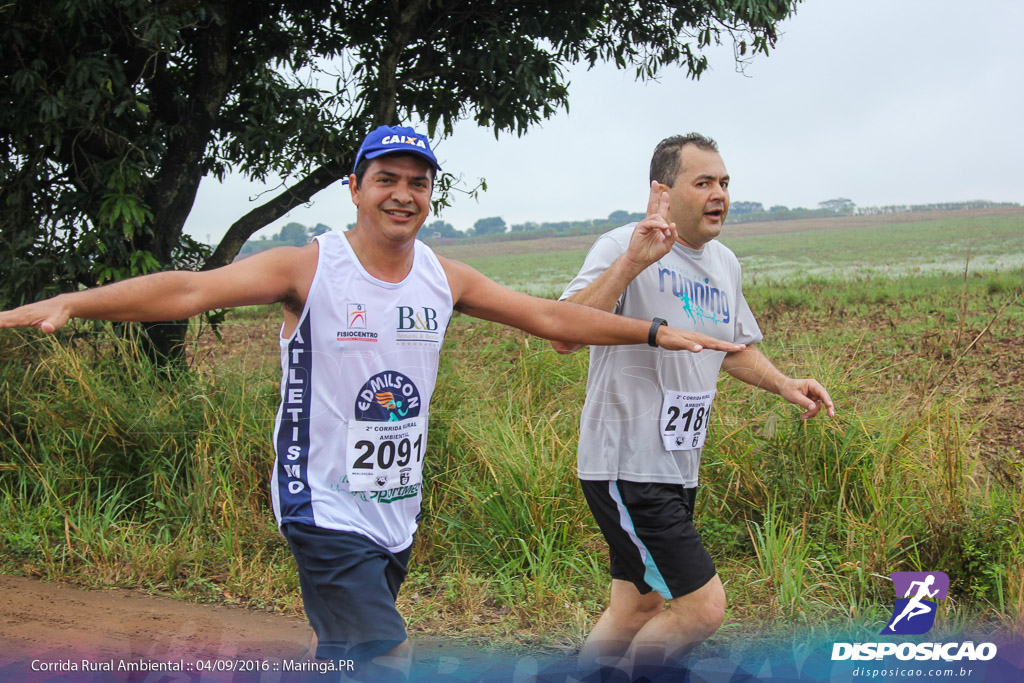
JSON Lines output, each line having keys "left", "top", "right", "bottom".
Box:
{"left": 580, "top": 480, "right": 717, "bottom": 600}
{"left": 282, "top": 523, "right": 412, "bottom": 661}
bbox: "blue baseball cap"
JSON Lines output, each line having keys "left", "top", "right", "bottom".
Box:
{"left": 347, "top": 125, "right": 441, "bottom": 182}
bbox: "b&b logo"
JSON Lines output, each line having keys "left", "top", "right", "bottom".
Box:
{"left": 882, "top": 571, "right": 949, "bottom": 635}
{"left": 398, "top": 306, "right": 438, "bottom": 331}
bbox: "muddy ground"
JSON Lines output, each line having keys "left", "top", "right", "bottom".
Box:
{"left": 0, "top": 575, "right": 570, "bottom": 682}
{"left": 0, "top": 574, "right": 308, "bottom": 672}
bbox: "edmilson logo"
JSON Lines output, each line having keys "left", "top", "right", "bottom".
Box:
{"left": 883, "top": 571, "right": 949, "bottom": 635}
{"left": 355, "top": 371, "right": 421, "bottom": 422}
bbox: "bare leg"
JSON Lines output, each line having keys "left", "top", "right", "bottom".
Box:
{"left": 627, "top": 574, "right": 725, "bottom": 670}
{"left": 578, "top": 579, "right": 665, "bottom": 672}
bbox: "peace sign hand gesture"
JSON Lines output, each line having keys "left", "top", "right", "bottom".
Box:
{"left": 623, "top": 181, "right": 676, "bottom": 273}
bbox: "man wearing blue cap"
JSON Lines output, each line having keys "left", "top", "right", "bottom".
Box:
{"left": 0, "top": 125, "right": 745, "bottom": 680}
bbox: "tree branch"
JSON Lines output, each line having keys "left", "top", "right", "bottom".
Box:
{"left": 145, "top": 4, "right": 232, "bottom": 262}
{"left": 202, "top": 160, "right": 347, "bottom": 270}
{"left": 373, "top": 0, "right": 432, "bottom": 124}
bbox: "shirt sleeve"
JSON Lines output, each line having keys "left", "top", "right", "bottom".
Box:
{"left": 731, "top": 263, "right": 764, "bottom": 346}
{"left": 558, "top": 226, "right": 632, "bottom": 308}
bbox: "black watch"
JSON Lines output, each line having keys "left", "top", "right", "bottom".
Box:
{"left": 648, "top": 317, "right": 667, "bottom": 347}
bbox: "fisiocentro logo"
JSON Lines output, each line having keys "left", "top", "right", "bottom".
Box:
{"left": 831, "top": 571, "right": 998, "bottom": 662}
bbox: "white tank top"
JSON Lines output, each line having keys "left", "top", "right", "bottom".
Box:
{"left": 270, "top": 231, "right": 454, "bottom": 552}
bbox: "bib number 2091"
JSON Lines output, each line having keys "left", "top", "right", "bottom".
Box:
{"left": 351, "top": 434, "right": 423, "bottom": 471}
{"left": 346, "top": 417, "right": 426, "bottom": 492}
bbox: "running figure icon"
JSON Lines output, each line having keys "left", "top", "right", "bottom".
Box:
{"left": 886, "top": 574, "right": 939, "bottom": 632}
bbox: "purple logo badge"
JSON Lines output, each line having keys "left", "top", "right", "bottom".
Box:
{"left": 882, "top": 571, "right": 949, "bottom": 635}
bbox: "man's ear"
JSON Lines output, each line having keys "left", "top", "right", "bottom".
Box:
{"left": 349, "top": 174, "right": 360, "bottom": 206}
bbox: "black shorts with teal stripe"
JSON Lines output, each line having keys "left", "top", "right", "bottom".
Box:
{"left": 580, "top": 479, "right": 717, "bottom": 599}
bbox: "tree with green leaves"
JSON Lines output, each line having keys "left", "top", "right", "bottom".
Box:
{"left": 277, "top": 223, "right": 311, "bottom": 247}
{"left": 731, "top": 201, "right": 765, "bottom": 215}
{"left": 239, "top": 221, "right": 331, "bottom": 254}
{"left": 425, "top": 220, "right": 463, "bottom": 239}
{"left": 1, "top": 0, "right": 801, "bottom": 356}
{"left": 473, "top": 216, "right": 508, "bottom": 236}
{"left": 818, "top": 198, "right": 857, "bottom": 215}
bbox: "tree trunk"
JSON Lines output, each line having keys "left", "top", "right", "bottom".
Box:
{"left": 139, "top": 319, "right": 191, "bottom": 374}
{"left": 134, "top": 9, "right": 233, "bottom": 370}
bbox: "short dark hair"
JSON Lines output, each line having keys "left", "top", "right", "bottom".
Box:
{"left": 352, "top": 153, "right": 436, "bottom": 187}
{"left": 650, "top": 133, "right": 719, "bottom": 187}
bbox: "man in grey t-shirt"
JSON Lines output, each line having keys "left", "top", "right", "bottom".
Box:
{"left": 552, "top": 133, "right": 835, "bottom": 675}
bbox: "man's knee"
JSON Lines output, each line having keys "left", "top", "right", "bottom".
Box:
{"left": 621, "top": 600, "right": 665, "bottom": 631}
{"left": 607, "top": 585, "right": 666, "bottom": 631}
{"left": 660, "top": 601, "right": 723, "bottom": 642}
{"left": 668, "top": 576, "right": 726, "bottom": 637}
{"left": 693, "top": 597, "right": 726, "bottom": 635}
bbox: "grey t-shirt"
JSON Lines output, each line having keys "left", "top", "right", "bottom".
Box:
{"left": 561, "top": 224, "right": 763, "bottom": 486}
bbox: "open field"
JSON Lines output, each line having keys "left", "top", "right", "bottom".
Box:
{"left": 1, "top": 208, "right": 1022, "bottom": 657}
{"left": 435, "top": 207, "right": 1024, "bottom": 295}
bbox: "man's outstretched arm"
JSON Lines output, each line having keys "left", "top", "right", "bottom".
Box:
{"left": 441, "top": 257, "right": 743, "bottom": 354}
{"left": 0, "top": 245, "right": 316, "bottom": 334}
{"left": 721, "top": 346, "right": 835, "bottom": 419}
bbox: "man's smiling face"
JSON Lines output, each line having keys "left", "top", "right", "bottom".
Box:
{"left": 349, "top": 154, "right": 434, "bottom": 243}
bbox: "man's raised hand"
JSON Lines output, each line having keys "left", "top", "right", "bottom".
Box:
{"left": 624, "top": 181, "right": 677, "bottom": 271}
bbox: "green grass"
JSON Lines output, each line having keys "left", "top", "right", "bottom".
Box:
{"left": 0, "top": 329, "right": 300, "bottom": 611}
{"left": 438, "top": 210, "right": 1024, "bottom": 290}
{"left": 455, "top": 250, "right": 592, "bottom": 297}
{"left": 725, "top": 213, "right": 1024, "bottom": 280}
{"left": 1, "top": 210, "right": 1023, "bottom": 648}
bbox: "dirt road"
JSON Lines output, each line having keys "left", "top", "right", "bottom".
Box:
{"left": 0, "top": 575, "right": 570, "bottom": 682}
{"left": 0, "top": 574, "right": 313, "bottom": 677}
{"left": 3, "top": 575, "right": 1023, "bottom": 682}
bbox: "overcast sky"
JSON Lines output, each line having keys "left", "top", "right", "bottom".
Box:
{"left": 183, "top": 0, "right": 1024, "bottom": 244}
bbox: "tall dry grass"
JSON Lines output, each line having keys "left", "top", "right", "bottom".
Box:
{"left": 1, "top": 270, "right": 1022, "bottom": 646}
